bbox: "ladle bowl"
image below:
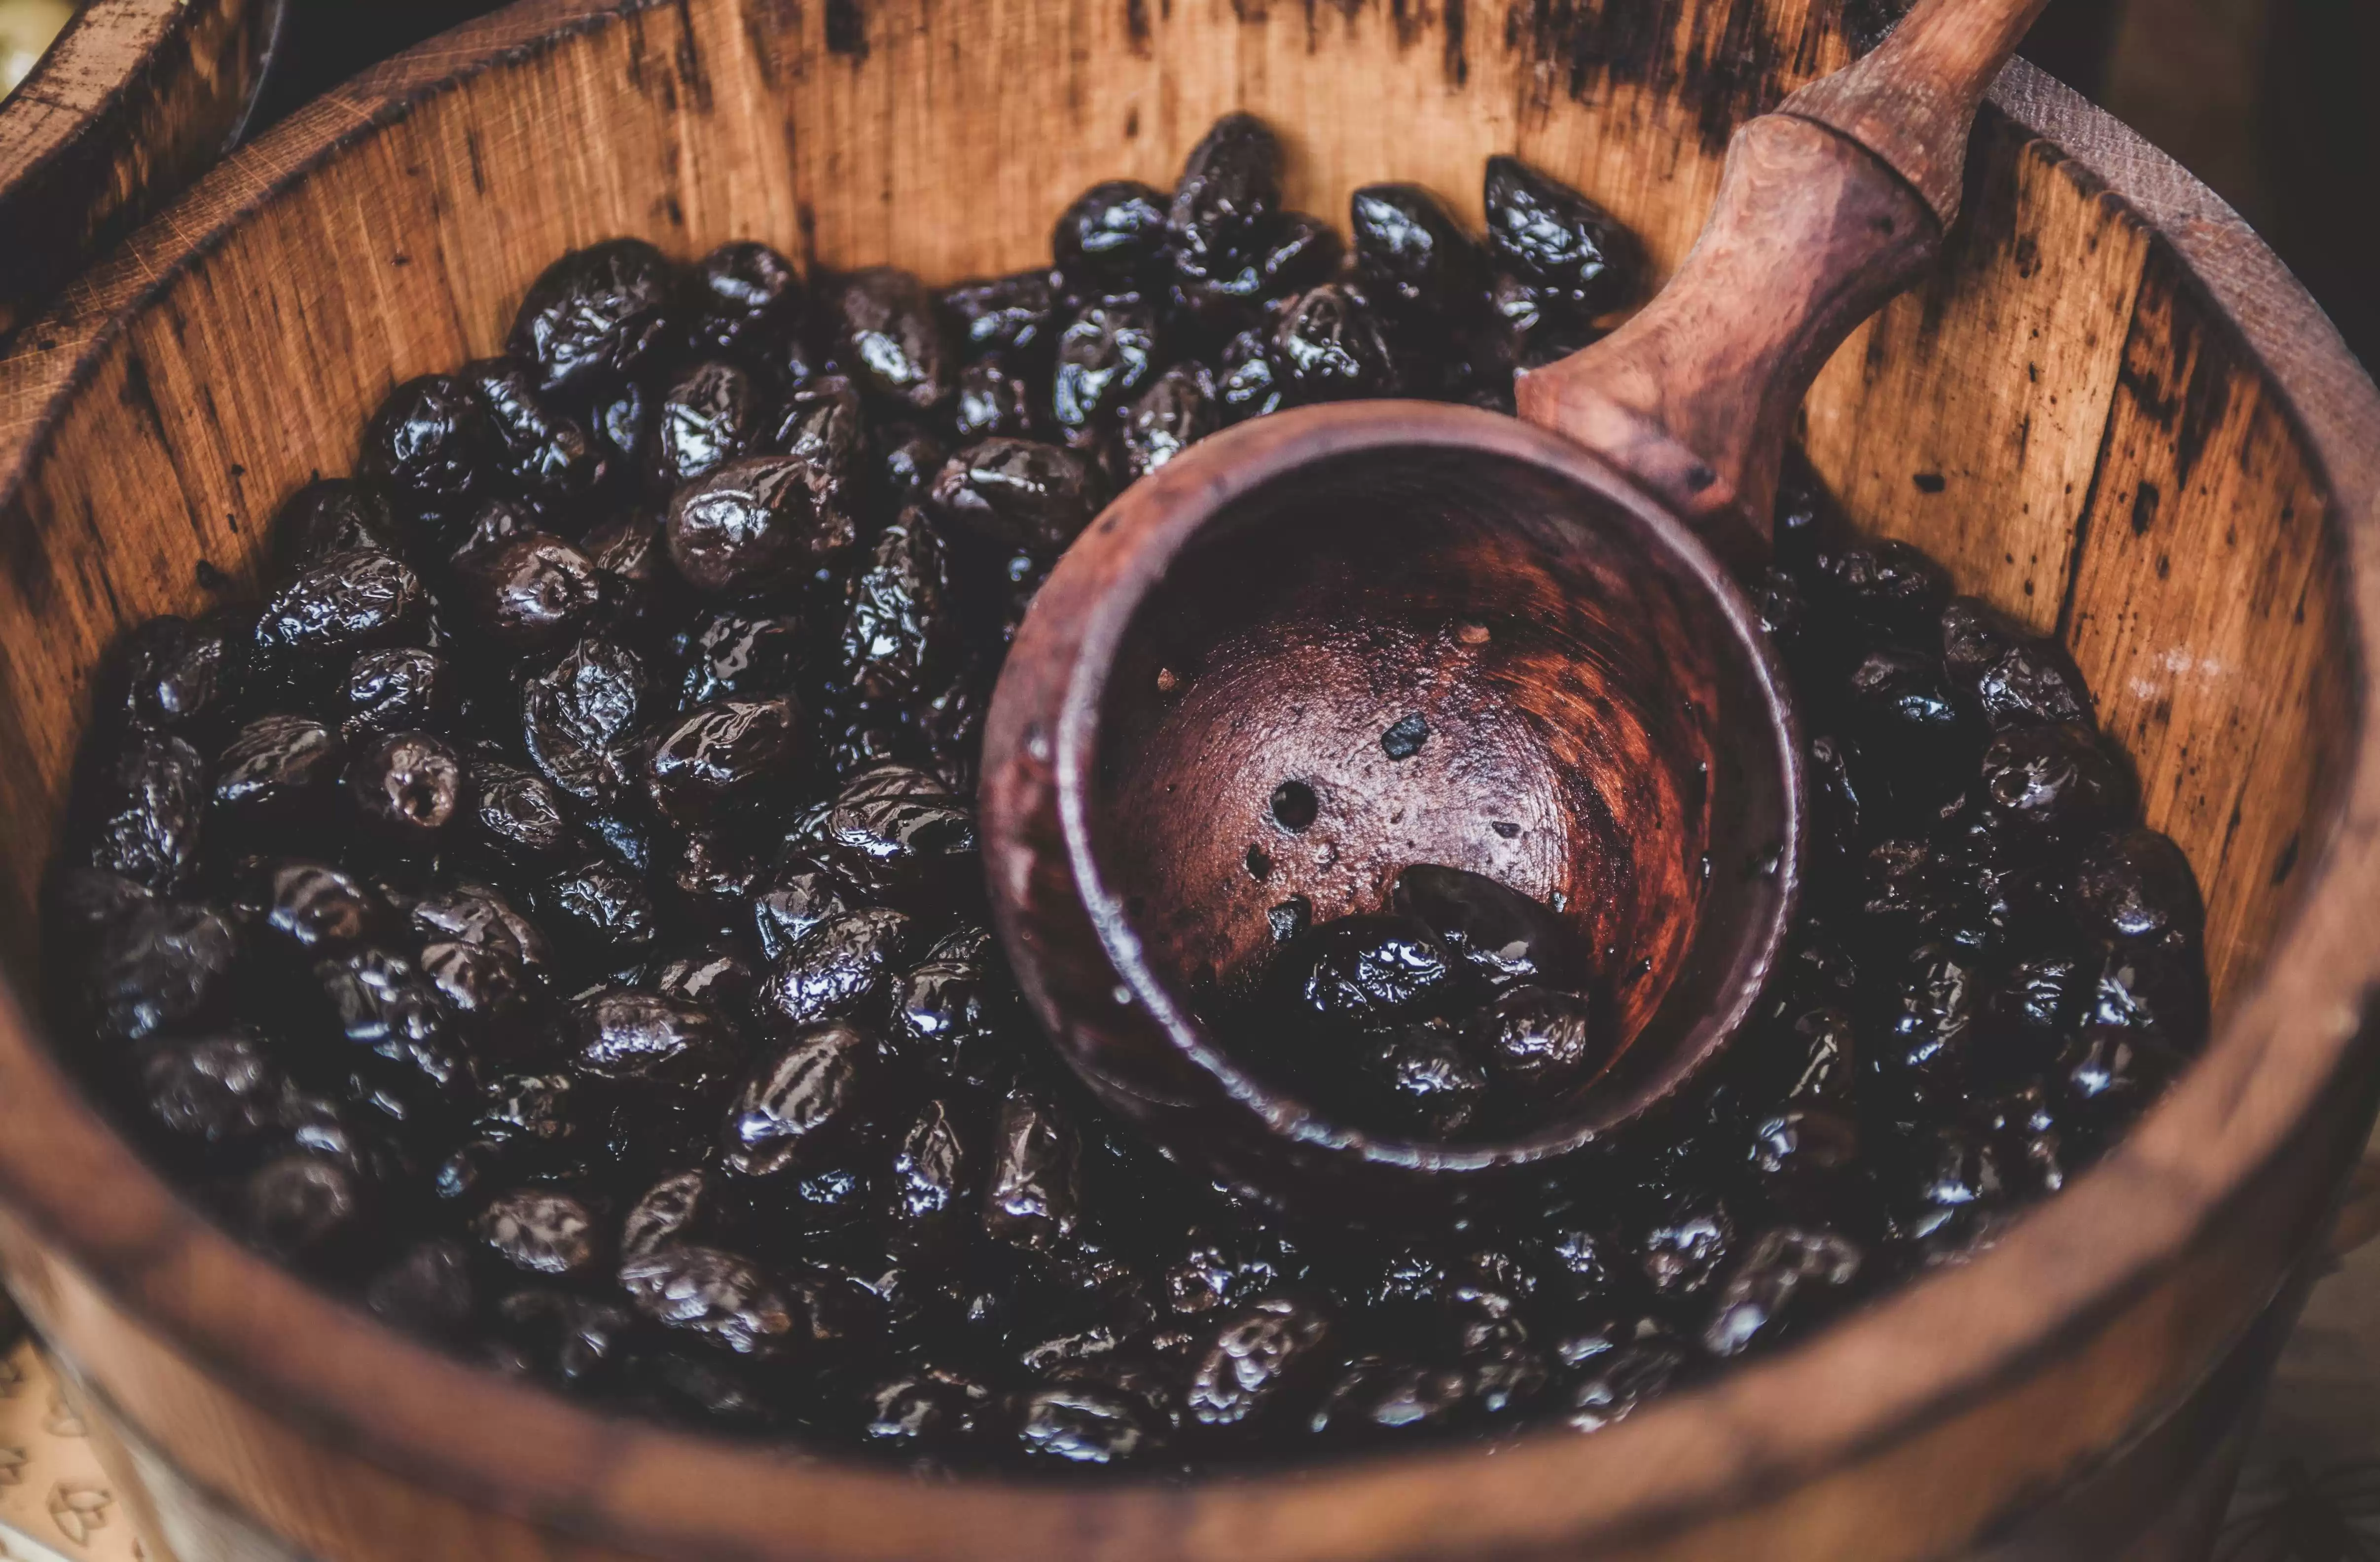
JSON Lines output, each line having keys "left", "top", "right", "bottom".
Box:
{"left": 982, "top": 403, "right": 1799, "bottom": 1203}
{"left": 983, "top": 0, "right": 2044, "bottom": 1206}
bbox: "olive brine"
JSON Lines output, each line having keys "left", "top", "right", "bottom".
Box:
{"left": 46, "top": 112, "right": 2206, "bottom": 1470}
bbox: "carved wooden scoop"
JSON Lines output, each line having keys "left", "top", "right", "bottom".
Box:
{"left": 982, "top": 0, "right": 2053, "bottom": 1213}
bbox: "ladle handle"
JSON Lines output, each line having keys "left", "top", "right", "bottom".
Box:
{"left": 1515, "top": 0, "right": 2054, "bottom": 560}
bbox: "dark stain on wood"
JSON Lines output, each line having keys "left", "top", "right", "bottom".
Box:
{"left": 1504, "top": 0, "right": 1827, "bottom": 155}
{"left": 2129, "top": 478, "right": 2160, "bottom": 535}
{"left": 669, "top": 0, "right": 717, "bottom": 109}
{"left": 1126, "top": 0, "right": 1151, "bottom": 53}
{"left": 825, "top": 0, "right": 868, "bottom": 58}
{"left": 1443, "top": 0, "right": 1467, "bottom": 83}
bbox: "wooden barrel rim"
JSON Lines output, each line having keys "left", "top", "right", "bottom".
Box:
{"left": 0, "top": 0, "right": 288, "bottom": 339}
{"left": 0, "top": 2, "right": 2375, "bottom": 1557}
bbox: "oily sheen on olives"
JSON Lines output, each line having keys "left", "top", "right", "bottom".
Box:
{"left": 45, "top": 113, "right": 2206, "bottom": 1476}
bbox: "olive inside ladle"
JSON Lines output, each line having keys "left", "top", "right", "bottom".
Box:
{"left": 982, "top": 0, "right": 2052, "bottom": 1214}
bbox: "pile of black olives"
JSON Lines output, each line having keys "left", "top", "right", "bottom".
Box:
{"left": 44, "top": 112, "right": 2206, "bottom": 1472}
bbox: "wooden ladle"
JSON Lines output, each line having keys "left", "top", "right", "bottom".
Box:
{"left": 981, "top": 0, "right": 2053, "bottom": 1213}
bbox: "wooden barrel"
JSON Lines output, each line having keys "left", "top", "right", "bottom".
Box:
{"left": 0, "top": 1, "right": 2374, "bottom": 1559}
{"left": 0, "top": 0, "right": 285, "bottom": 339}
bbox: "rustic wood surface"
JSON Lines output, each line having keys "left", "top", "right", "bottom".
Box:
{"left": 0, "top": 1, "right": 2371, "bottom": 1560}
{"left": 1517, "top": 110, "right": 1940, "bottom": 552}
{"left": 0, "top": 0, "right": 286, "bottom": 342}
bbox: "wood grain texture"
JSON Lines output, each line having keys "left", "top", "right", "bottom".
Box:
{"left": 0, "top": 2, "right": 2370, "bottom": 1561}
{"left": 0, "top": 0, "right": 286, "bottom": 341}
{"left": 1781, "top": 0, "right": 2053, "bottom": 226}
{"left": 1519, "top": 109, "right": 1940, "bottom": 553}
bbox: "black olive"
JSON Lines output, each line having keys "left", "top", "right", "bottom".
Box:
{"left": 241, "top": 1154, "right": 362, "bottom": 1259}
{"left": 252, "top": 859, "right": 383, "bottom": 952}
{"left": 1389, "top": 864, "right": 1578, "bottom": 990}
{"left": 1818, "top": 542, "right": 1949, "bottom": 641}
{"left": 825, "top": 267, "right": 954, "bottom": 411}
{"left": 254, "top": 549, "right": 428, "bottom": 663}
{"left": 885, "top": 1098, "right": 975, "bottom": 1264}
{"left": 89, "top": 731, "right": 210, "bottom": 894}
{"left": 722, "top": 1021, "right": 889, "bottom": 1178}
{"left": 539, "top": 858, "right": 660, "bottom": 958}
{"left": 520, "top": 635, "right": 649, "bottom": 805}
{"left": 953, "top": 357, "right": 1041, "bottom": 442}
{"left": 653, "top": 945, "right": 758, "bottom": 1016}
{"left": 458, "top": 531, "right": 602, "bottom": 650}
{"left": 497, "top": 1289, "right": 634, "bottom": 1384}
{"left": 1171, "top": 212, "right": 1345, "bottom": 330}
{"left": 1051, "top": 298, "right": 1161, "bottom": 442}
{"left": 367, "top": 1238, "right": 476, "bottom": 1339}
{"left": 346, "top": 730, "right": 468, "bottom": 839}
{"left": 1564, "top": 1343, "right": 1686, "bottom": 1432}
{"left": 472, "top": 758, "right": 574, "bottom": 863}
{"left": 682, "top": 241, "right": 804, "bottom": 365}
{"left": 139, "top": 1029, "right": 287, "bottom": 1146}
{"left": 942, "top": 269, "right": 1060, "bottom": 361}
{"left": 1187, "top": 1296, "right": 1334, "bottom": 1428}
{"left": 794, "top": 763, "right": 980, "bottom": 912}
{"left": 1262, "top": 914, "right": 1458, "bottom": 1029}
{"left": 507, "top": 238, "right": 678, "bottom": 396}
{"left": 649, "top": 360, "right": 762, "bottom": 492}
{"left": 838, "top": 508, "right": 960, "bottom": 705}
{"left": 314, "top": 944, "right": 475, "bottom": 1102}
{"left": 341, "top": 649, "right": 460, "bottom": 740}
{"left": 765, "top": 374, "right": 868, "bottom": 485}
{"left": 1357, "top": 1018, "right": 1487, "bottom": 1137}
{"left": 929, "top": 437, "right": 1110, "bottom": 558}
{"left": 1271, "top": 284, "right": 1398, "bottom": 402}
{"left": 1981, "top": 722, "right": 2132, "bottom": 837}
{"left": 462, "top": 357, "right": 609, "bottom": 507}
{"left": 1054, "top": 180, "right": 1171, "bottom": 286}
{"left": 359, "top": 374, "right": 494, "bottom": 500}
{"left": 475, "top": 1187, "right": 606, "bottom": 1278}
{"left": 622, "top": 1166, "right": 714, "bottom": 1257}
{"left": 1166, "top": 113, "right": 1281, "bottom": 285}
{"left": 1309, "top": 1357, "right": 1470, "bottom": 1442}
{"left": 117, "top": 614, "right": 245, "bottom": 736}
{"left": 863, "top": 1369, "right": 994, "bottom": 1449}
{"left": 1116, "top": 363, "right": 1220, "bottom": 484}
{"left": 892, "top": 946, "right": 1012, "bottom": 1090}
{"left": 666, "top": 454, "right": 857, "bottom": 596}
{"left": 983, "top": 1086, "right": 1084, "bottom": 1255}
{"left": 2072, "top": 826, "right": 2203, "bottom": 942}
{"left": 643, "top": 697, "right": 804, "bottom": 826}
{"left": 273, "top": 479, "right": 406, "bottom": 567}
{"left": 1636, "top": 1189, "right": 1736, "bottom": 1299}
{"left": 1463, "top": 987, "right": 1604, "bottom": 1094}
{"left": 757, "top": 908, "right": 915, "bottom": 1030}
{"left": 679, "top": 609, "right": 802, "bottom": 707}
{"left": 213, "top": 714, "right": 340, "bottom": 829}
{"left": 1351, "top": 183, "right": 1488, "bottom": 313}
{"left": 1216, "top": 327, "right": 1285, "bottom": 424}
{"left": 875, "top": 421, "right": 949, "bottom": 510}
{"left": 752, "top": 862, "right": 858, "bottom": 963}
{"left": 618, "top": 1245, "right": 856, "bottom": 1360}
{"left": 1482, "top": 155, "right": 1641, "bottom": 316}
{"left": 568, "top": 986, "right": 739, "bottom": 1092}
